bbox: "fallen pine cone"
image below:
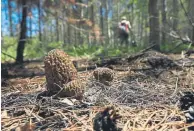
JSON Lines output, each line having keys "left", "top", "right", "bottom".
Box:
{"left": 93, "top": 106, "right": 121, "bottom": 131}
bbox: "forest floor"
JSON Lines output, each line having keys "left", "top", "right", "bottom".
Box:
{"left": 1, "top": 50, "right": 194, "bottom": 131}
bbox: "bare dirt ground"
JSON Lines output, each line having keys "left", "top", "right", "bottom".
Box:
{"left": 1, "top": 51, "right": 194, "bottom": 131}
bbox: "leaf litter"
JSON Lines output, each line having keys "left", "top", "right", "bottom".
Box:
{"left": 1, "top": 52, "right": 194, "bottom": 131}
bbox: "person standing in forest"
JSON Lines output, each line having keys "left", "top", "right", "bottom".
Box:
{"left": 118, "top": 16, "right": 131, "bottom": 45}
{"left": 118, "top": 16, "right": 136, "bottom": 46}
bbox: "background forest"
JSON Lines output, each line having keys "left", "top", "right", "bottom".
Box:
{"left": 1, "top": 0, "right": 194, "bottom": 63}
{"left": 1, "top": 1, "right": 194, "bottom": 130}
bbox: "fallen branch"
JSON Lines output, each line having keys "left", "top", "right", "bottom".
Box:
{"left": 179, "top": 0, "right": 194, "bottom": 28}
{"left": 127, "top": 44, "right": 156, "bottom": 62}
{"left": 75, "top": 44, "right": 156, "bottom": 71}
{"left": 1, "top": 52, "right": 16, "bottom": 60}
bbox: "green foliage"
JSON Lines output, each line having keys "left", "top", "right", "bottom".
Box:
{"left": 6, "top": 36, "right": 193, "bottom": 64}
{"left": 1, "top": 37, "right": 144, "bottom": 63}
{"left": 24, "top": 38, "right": 45, "bottom": 59}
{"left": 64, "top": 43, "right": 142, "bottom": 59}
{"left": 160, "top": 42, "right": 194, "bottom": 53}
{"left": 1, "top": 36, "right": 17, "bottom": 62}
{"left": 1, "top": 37, "right": 45, "bottom": 62}
{"left": 64, "top": 44, "right": 104, "bottom": 58}
{"left": 46, "top": 41, "right": 64, "bottom": 51}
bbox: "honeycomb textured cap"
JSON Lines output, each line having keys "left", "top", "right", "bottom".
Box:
{"left": 56, "top": 79, "right": 87, "bottom": 100}
{"left": 44, "top": 49, "right": 77, "bottom": 93}
{"left": 93, "top": 67, "right": 114, "bottom": 85}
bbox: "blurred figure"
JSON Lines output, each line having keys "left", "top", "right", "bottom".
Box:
{"left": 118, "top": 16, "right": 136, "bottom": 46}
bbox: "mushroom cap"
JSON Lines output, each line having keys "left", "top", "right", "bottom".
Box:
{"left": 44, "top": 49, "right": 77, "bottom": 93}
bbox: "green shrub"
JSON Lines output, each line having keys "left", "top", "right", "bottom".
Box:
{"left": 1, "top": 36, "right": 17, "bottom": 62}
{"left": 160, "top": 42, "right": 194, "bottom": 53}
{"left": 1, "top": 37, "right": 147, "bottom": 63}
{"left": 24, "top": 38, "right": 45, "bottom": 59}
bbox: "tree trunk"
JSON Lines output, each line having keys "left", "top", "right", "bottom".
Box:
{"left": 29, "top": 0, "right": 32, "bottom": 38}
{"left": 17, "top": 1, "right": 21, "bottom": 23}
{"left": 62, "top": 23, "right": 66, "bottom": 47}
{"left": 30, "top": 18, "right": 32, "bottom": 38}
{"left": 90, "top": 5, "right": 94, "bottom": 26}
{"left": 114, "top": 0, "right": 119, "bottom": 47}
{"left": 188, "top": 0, "right": 194, "bottom": 44}
{"left": 78, "top": 6, "right": 83, "bottom": 45}
{"left": 90, "top": 4, "right": 96, "bottom": 45}
{"left": 67, "top": 24, "right": 71, "bottom": 44}
{"left": 161, "top": 0, "right": 167, "bottom": 44}
{"left": 38, "top": 0, "right": 42, "bottom": 41}
{"left": 29, "top": 13, "right": 32, "bottom": 38}
{"left": 148, "top": 0, "right": 160, "bottom": 50}
{"left": 56, "top": 12, "right": 59, "bottom": 42}
{"left": 16, "top": 0, "right": 27, "bottom": 63}
{"left": 8, "top": 0, "right": 13, "bottom": 36}
{"left": 62, "top": 9, "right": 66, "bottom": 46}
{"left": 172, "top": 0, "right": 178, "bottom": 30}
{"left": 74, "top": 26, "right": 77, "bottom": 45}
{"left": 137, "top": 12, "right": 141, "bottom": 43}
{"left": 100, "top": 2, "right": 104, "bottom": 38}
{"left": 86, "top": 0, "right": 90, "bottom": 45}
{"left": 50, "top": 25, "right": 53, "bottom": 42}
{"left": 105, "top": 1, "right": 109, "bottom": 45}
{"left": 139, "top": 12, "right": 144, "bottom": 45}
{"left": 131, "top": 0, "right": 134, "bottom": 26}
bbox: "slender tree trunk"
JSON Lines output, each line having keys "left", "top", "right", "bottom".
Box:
{"left": 77, "top": 26, "right": 81, "bottom": 45}
{"left": 100, "top": 4, "right": 104, "bottom": 36}
{"left": 16, "top": 0, "right": 27, "bottom": 63}
{"left": 74, "top": 27, "right": 77, "bottom": 45}
{"left": 43, "top": 27, "right": 46, "bottom": 43}
{"left": 67, "top": 24, "right": 71, "bottom": 44}
{"left": 137, "top": 12, "right": 141, "bottom": 43}
{"left": 117, "top": 0, "right": 119, "bottom": 22}
{"left": 161, "top": 0, "right": 167, "bottom": 44}
{"left": 17, "top": 1, "right": 21, "bottom": 23}
{"left": 8, "top": 0, "right": 13, "bottom": 36}
{"left": 188, "top": 0, "right": 194, "bottom": 44}
{"left": 114, "top": 0, "right": 119, "bottom": 47}
{"left": 144, "top": 18, "right": 149, "bottom": 45}
{"left": 148, "top": 0, "right": 160, "bottom": 50}
{"left": 29, "top": 0, "right": 32, "bottom": 38}
{"left": 90, "top": 5, "right": 94, "bottom": 26}
{"left": 100, "top": 0, "right": 104, "bottom": 45}
{"left": 30, "top": 19, "right": 32, "bottom": 38}
{"left": 105, "top": 1, "right": 109, "bottom": 45}
{"left": 139, "top": 12, "right": 143, "bottom": 45}
{"left": 67, "top": 8, "right": 72, "bottom": 44}
{"left": 29, "top": 11, "right": 32, "bottom": 38}
{"left": 62, "top": 23, "right": 66, "bottom": 47}
{"left": 62, "top": 9, "right": 66, "bottom": 46}
{"left": 50, "top": 25, "right": 53, "bottom": 42}
{"left": 56, "top": 11, "right": 59, "bottom": 42}
{"left": 86, "top": 0, "right": 90, "bottom": 45}
{"left": 172, "top": 0, "right": 178, "bottom": 30}
{"left": 38, "top": 0, "right": 42, "bottom": 41}
{"left": 131, "top": 0, "right": 134, "bottom": 26}
{"left": 78, "top": 6, "right": 83, "bottom": 45}
{"left": 90, "top": 4, "right": 96, "bottom": 45}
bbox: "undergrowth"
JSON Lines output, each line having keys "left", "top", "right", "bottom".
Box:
{"left": 1, "top": 36, "right": 193, "bottom": 63}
